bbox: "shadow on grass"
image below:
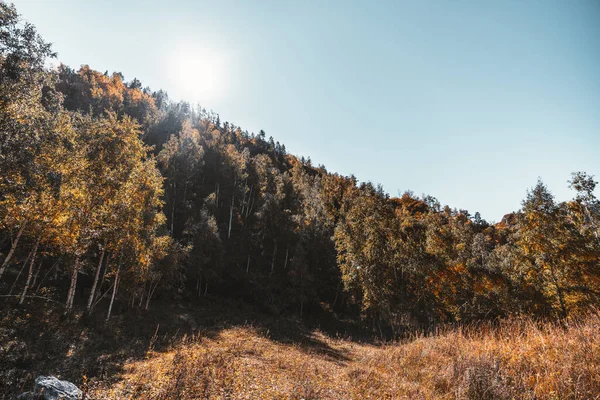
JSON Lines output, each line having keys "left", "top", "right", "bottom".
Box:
{"left": 0, "top": 294, "right": 369, "bottom": 398}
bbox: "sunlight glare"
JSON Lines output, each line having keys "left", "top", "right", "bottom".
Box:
{"left": 168, "top": 44, "right": 230, "bottom": 105}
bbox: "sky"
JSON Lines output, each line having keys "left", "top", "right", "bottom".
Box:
{"left": 12, "top": 0, "right": 600, "bottom": 221}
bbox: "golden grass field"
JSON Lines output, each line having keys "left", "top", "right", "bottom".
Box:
{"left": 87, "top": 315, "right": 600, "bottom": 400}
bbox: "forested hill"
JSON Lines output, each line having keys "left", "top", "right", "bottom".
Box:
{"left": 1, "top": 2, "right": 599, "bottom": 332}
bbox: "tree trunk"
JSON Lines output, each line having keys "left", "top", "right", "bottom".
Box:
{"left": 145, "top": 283, "right": 152, "bottom": 310}
{"left": 138, "top": 285, "right": 145, "bottom": 307}
{"left": 550, "top": 265, "right": 568, "bottom": 320}
{"left": 145, "top": 278, "right": 160, "bottom": 310}
{"left": 91, "top": 281, "right": 114, "bottom": 311}
{"left": 299, "top": 267, "right": 304, "bottom": 318}
{"left": 19, "top": 237, "right": 40, "bottom": 304}
{"left": 270, "top": 240, "right": 277, "bottom": 276}
{"left": 284, "top": 247, "right": 289, "bottom": 270}
{"left": 248, "top": 191, "right": 255, "bottom": 217}
{"left": 377, "top": 314, "right": 384, "bottom": 339}
{"left": 86, "top": 247, "right": 106, "bottom": 312}
{"left": 31, "top": 259, "right": 43, "bottom": 288}
{"left": 246, "top": 255, "right": 250, "bottom": 274}
{"left": 388, "top": 305, "right": 397, "bottom": 338}
{"left": 9, "top": 247, "right": 34, "bottom": 295}
{"left": 171, "top": 182, "right": 176, "bottom": 235}
{"left": 0, "top": 223, "right": 26, "bottom": 280}
{"left": 228, "top": 192, "right": 234, "bottom": 239}
{"left": 95, "top": 253, "right": 114, "bottom": 307}
{"left": 106, "top": 264, "right": 120, "bottom": 322}
{"left": 241, "top": 190, "right": 246, "bottom": 217}
{"left": 244, "top": 187, "right": 250, "bottom": 218}
{"left": 245, "top": 186, "right": 254, "bottom": 219}
{"left": 333, "top": 280, "right": 341, "bottom": 307}
{"left": 36, "top": 257, "right": 60, "bottom": 292}
{"left": 65, "top": 255, "right": 81, "bottom": 313}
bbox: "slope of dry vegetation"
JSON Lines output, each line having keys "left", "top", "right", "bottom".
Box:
{"left": 2, "top": 4, "right": 600, "bottom": 400}
{"left": 86, "top": 315, "right": 600, "bottom": 400}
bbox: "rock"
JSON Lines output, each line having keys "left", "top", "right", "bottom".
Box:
{"left": 17, "top": 375, "right": 82, "bottom": 400}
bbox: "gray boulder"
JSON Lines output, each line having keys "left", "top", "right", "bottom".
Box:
{"left": 17, "top": 375, "right": 82, "bottom": 400}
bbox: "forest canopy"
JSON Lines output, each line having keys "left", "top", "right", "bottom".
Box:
{"left": 1, "top": 3, "right": 599, "bottom": 331}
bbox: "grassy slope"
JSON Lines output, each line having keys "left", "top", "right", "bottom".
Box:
{"left": 1, "top": 299, "right": 599, "bottom": 400}
{"left": 89, "top": 317, "right": 600, "bottom": 400}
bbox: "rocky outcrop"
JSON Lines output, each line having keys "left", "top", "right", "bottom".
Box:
{"left": 17, "top": 375, "right": 82, "bottom": 400}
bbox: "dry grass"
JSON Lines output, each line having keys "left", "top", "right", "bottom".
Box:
{"left": 86, "top": 315, "right": 600, "bottom": 400}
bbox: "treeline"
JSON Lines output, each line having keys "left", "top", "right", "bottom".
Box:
{"left": 1, "top": 4, "right": 599, "bottom": 330}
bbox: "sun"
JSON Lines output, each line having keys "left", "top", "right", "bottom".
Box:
{"left": 168, "top": 44, "right": 229, "bottom": 105}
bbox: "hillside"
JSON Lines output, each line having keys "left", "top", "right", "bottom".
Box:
{"left": 2, "top": 300, "right": 599, "bottom": 399}
{"left": 89, "top": 315, "right": 600, "bottom": 400}
{"left": 1, "top": 3, "right": 600, "bottom": 399}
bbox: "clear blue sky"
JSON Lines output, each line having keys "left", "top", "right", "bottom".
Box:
{"left": 13, "top": 0, "right": 600, "bottom": 221}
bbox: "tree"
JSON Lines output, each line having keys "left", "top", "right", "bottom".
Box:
{"left": 64, "top": 113, "right": 165, "bottom": 313}
{"left": 569, "top": 172, "right": 599, "bottom": 241}
{"left": 334, "top": 184, "right": 397, "bottom": 329}
{"left": 0, "top": 2, "right": 57, "bottom": 278}
{"left": 157, "top": 120, "right": 204, "bottom": 238}
{"left": 516, "top": 180, "right": 568, "bottom": 318}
